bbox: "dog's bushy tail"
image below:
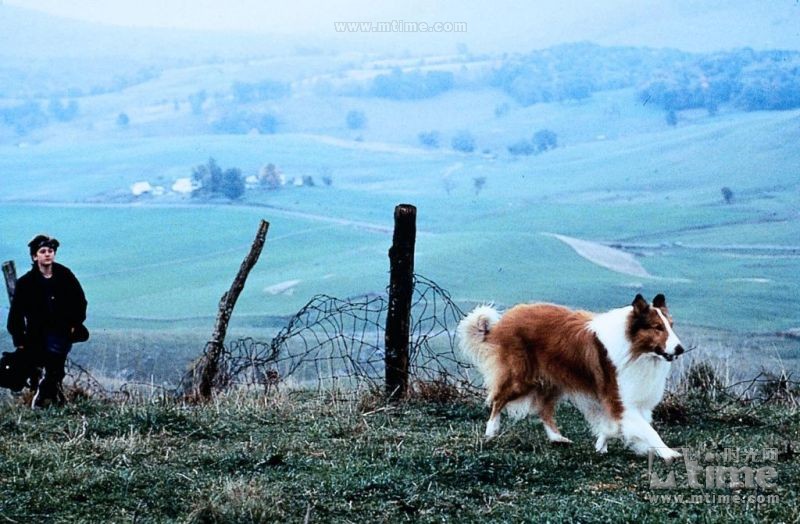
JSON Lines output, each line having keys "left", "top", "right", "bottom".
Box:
{"left": 457, "top": 305, "right": 501, "bottom": 367}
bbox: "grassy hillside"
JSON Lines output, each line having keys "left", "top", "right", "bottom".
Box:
{"left": 0, "top": 388, "right": 797, "bottom": 522}
{"left": 1, "top": 103, "right": 798, "bottom": 334}
{"left": 1, "top": 37, "right": 799, "bottom": 386}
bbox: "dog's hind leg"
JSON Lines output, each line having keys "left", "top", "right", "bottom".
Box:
{"left": 595, "top": 434, "right": 608, "bottom": 454}
{"left": 485, "top": 377, "right": 527, "bottom": 438}
{"left": 485, "top": 399, "right": 505, "bottom": 438}
{"left": 536, "top": 390, "right": 572, "bottom": 444}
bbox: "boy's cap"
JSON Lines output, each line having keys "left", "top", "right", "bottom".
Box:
{"left": 28, "top": 234, "right": 60, "bottom": 256}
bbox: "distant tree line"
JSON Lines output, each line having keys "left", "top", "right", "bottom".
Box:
{"left": 0, "top": 102, "right": 48, "bottom": 135}
{"left": 189, "top": 158, "right": 330, "bottom": 201}
{"left": 486, "top": 44, "right": 800, "bottom": 114}
{"left": 417, "top": 127, "right": 558, "bottom": 156}
{"left": 6, "top": 44, "right": 799, "bottom": 141}
{"left": 489, "top": 43, "right": 686, "bottom": 106}
{"left": 210, "top": 112, "right": 279, "bottom": 134}
{"left": 250, "top": 44, "right": 800, "bottom": 116}
{"left": 191, "top": 157, "right": 245, "bottom": 200}
{"left": 231, "top": 80, "right": 291, "bottom": 103}
{"left": 0, "top": 97, "right": 81, "bottom": 135}
{"left": 638, "top": 49, "right": 800, "bottom": 112}
{"left": 196, "top": 79, "right": 290, "bottom": 134}
{"left": 507, "top": 129, "right": 558, "bottom": 155}
{"left": 371, "top": 68, "right": 455, "bottom": 100}
{"left": 0, "top": 60, "right": 158, "bottom": 99}
{"left": 48, "top": 98, "right": 79, "bottom": 122}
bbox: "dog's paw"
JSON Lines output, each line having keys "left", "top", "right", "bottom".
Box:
{"left": 594, "top": 435, "right": 609, "bottom": 454}
{"left": 659, "top": 447, "right": 682, "bottom": 463}
{"left": 484, "top": 429, "right": 499, "bottom": 440}
{"left": 485, "top": 418, "right": 501, "bottom": 439}
{"left": 549, "top": 435, "right": 573, "bottom": 445}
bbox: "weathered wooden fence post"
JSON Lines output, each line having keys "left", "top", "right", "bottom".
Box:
{"left": 2, "top": 260, "right": 16, "bottom": 305}
{"left": 196, "top": 219, "right": 270, "bottom": 400}
{"left": 385, "top": 204, "right": 417, "bottom": 400}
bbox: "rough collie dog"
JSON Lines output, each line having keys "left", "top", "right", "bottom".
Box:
{"left": 458, "top": 294, "right": 684, "bottom": 460}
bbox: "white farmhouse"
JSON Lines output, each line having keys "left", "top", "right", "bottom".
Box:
{"left": 172, "top": 177, "right": 195, "bottom": 194}
{"left": 130, "top": 181, "right": 153, "bottom": 196}
{"left": 245, "top": 175, "right": 259, "bottom": 188}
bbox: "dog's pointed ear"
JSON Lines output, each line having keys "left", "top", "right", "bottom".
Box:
{"left": 632, "top": 294, "right": 649, "bottom": 315}
{"left": 652, "top": 294, "right": 667, "bottom": 309}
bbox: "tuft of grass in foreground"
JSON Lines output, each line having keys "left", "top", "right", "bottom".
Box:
{"left": 0, "top": 387, "right": 798, "bottom": 523}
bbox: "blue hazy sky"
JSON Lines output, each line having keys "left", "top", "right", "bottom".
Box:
{"left": 4, "top": 0, "right": 800, "bottom": 52}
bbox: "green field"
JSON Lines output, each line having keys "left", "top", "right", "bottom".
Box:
{"left": 2, "top": 48, "right": 800, "bottom": 386}
{"left": 0, "top": 387, "right": 798, "bottom": 523}
{"left": 3, "top": 7, "right": 800, "bottom": 523}
{"left": 2, "top": 105, "right": 799, "bottom": 335}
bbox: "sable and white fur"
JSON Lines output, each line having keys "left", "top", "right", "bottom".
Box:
{"left": 458, "top": 294, "right": 684, "bottom": 460}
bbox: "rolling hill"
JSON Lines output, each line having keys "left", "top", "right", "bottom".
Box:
{"left": 0, "top": 3, "right": 798, "bottom": 383}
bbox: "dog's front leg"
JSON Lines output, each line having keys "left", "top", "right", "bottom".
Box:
{"left": 622, "top": 412, "right": 680, "bottom": 461}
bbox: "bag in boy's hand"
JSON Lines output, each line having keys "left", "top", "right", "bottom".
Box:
{"left": 70, "top": 324, "right": 90, "bottom": 343}
{"left": 0, "top": 350, "right": 32, "bottom": 392}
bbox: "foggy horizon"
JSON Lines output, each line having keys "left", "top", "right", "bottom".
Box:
{"left": 4, "top": 0, "right": 800, "bottom": 53}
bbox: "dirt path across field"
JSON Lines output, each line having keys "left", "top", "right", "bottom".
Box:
{"left": 544, "top": 233, "right": 653, "bottom": 278}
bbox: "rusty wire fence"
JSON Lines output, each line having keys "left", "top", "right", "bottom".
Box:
{"left": 58, "top": 274, "right": 800, "bottom": 405}
{"left": 207, "top": 274, "right": 480, "bottom": 396}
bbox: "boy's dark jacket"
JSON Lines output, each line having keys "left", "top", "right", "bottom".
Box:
{"left": 7, "top": 262, "right": 87, "bottom": 350}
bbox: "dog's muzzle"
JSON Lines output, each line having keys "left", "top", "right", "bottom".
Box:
{"left": 660, "top": 345, "right": 685, "bottom": 362}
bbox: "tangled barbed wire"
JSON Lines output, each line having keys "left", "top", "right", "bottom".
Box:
{"left": 210, "top": 275, "right": 479, "bottom": 395}
{"left": 57, "top": 274, "right": 799, "bottom": 406}
{"left": 64, "top": 360, "right": 175, "bottom": 402}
